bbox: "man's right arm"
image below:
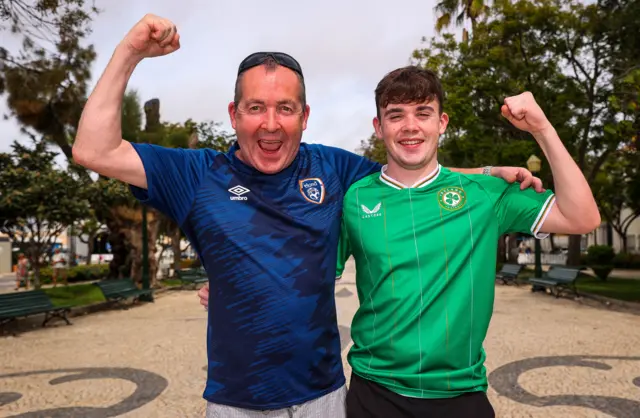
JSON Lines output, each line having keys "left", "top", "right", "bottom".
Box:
{"left": 73, "top": 47, "right": 146, "bottom": 188}
{"left": 72, "top": 14, "right": 180, "bottom": 189}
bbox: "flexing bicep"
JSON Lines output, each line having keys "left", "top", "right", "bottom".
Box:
{"left": 74, "top": 140, "right": 147, "bottom": 189}
{"left": 539, "top": 204, "right": 590, "bottom": 235}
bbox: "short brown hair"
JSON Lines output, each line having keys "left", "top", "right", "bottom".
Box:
{"left": 375, "top": 66, "right": 444, "bottom": 119}
{"left": 234, "top": 57, "right": 306, "bottom": 108}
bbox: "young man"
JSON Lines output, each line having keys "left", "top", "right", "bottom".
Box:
{"left": 74, "top": 14, "right": 545, "bottom": 418}
{"left": 337, "top": 66, "right": 600, "bottom": 417}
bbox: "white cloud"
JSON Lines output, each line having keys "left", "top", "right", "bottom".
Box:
{"left": 0, "top": 0, "right": 444, "bottom": 155}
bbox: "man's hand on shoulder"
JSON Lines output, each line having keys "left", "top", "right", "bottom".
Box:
{"left": 491, "top": 166, "right": 545, "bottom": 193}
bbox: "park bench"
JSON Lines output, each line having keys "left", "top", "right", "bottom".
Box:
{"left": 495, "top": 263, "right": 524, "bottom": 286}
{"left": 0, "top": 290, "right": 72, "bottom": 327}
{"left": 176, "top": 268, "right": 208, "bottom": 289}
{"left": 528, "top": 267, "right": 582, "bottom": 298}
{"left": 94, "top": 278, "right": 154, "bottom": 306}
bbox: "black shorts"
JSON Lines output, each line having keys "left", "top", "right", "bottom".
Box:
{"left": 346, "top": 372, "right": 495, "bottom": 418}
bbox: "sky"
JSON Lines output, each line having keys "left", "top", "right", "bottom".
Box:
{"left": 0, "top": 0, "right": 455, "bottom": 157}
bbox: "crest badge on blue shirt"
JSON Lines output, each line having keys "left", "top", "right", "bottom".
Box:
{"left": 299, "top": 178, "right": 325, "bottom": 205}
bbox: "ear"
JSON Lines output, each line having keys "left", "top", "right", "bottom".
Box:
{"left": 228, "top": 101, "right": 237, "bottom": 129}
{"left": 373, "top": 116, "right": 383, "bottom": 139}
{"left": 301, "top": 104, "right": 311, "bottom": 131}
{"left": 439, "top": 112, "right": 449, "bottom": 135}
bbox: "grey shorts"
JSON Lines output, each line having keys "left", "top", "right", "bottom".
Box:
{"left": 206, "top": 384, "right": 346, "bottom": 418}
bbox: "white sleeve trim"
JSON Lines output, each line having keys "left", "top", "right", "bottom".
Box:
{"left": 531, "top": 194, "right": 556, "bottom": 239}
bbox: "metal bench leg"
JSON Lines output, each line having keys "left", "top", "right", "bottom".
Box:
{"left": 43, "top": 310, "right": 72, "bottom": 327}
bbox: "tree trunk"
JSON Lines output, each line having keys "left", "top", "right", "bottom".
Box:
{"left": 549, "top": 233, "right": 557, "bottom": 252}
{"left": 85, "top": 232, "right": 96, "bottom": 265}
{"left": 507, "top": 233, "right": 519, "bottom": 262}
{"left": 620, "top": 233, "right": 628, "bottom": 253}
{"left": 124, "top": 207, "right": 160, "bottom": 286}
{"left": 171, "top": 226, "right": 182, "bottom": 274}
{"left": 497, "top": 235, "right": 506, "bottom": 263}
{"left": 106, "top": 218, "right": 129, "bottom": 279}
{"left": 567, "top": 235, "right": 582, "bottom": 266}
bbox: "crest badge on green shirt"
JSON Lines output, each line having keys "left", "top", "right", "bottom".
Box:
{"left": 437, "top": 186, "right": 467, "bottom": 211}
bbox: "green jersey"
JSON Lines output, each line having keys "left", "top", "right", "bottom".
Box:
{"left": 337, "top": 164, "right": 555, "bottom": 399}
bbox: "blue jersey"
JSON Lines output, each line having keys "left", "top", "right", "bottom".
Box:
{"left": 130, "top": 141, "right": 380, "bottom": 409}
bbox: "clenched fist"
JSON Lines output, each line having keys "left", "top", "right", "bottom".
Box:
{"left": 120, "top": 14, "right": 180, "bottom": 59}
{"left": 501, "top": 92, "right": 552, "bottom": 135}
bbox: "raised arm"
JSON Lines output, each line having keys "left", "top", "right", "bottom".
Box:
{"left": 72, "top": 14, "right": 180, "bottom": 189}
{"left": 501, "top": 92, "right": 600, "bottom": 234}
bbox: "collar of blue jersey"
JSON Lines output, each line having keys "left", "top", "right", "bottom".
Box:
{"left": 379, "top": 163, "right": 442, "bottom": 190}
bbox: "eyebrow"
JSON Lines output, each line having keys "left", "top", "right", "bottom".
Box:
{"left": 244, "top": 99, "right": 298, "bottom": 107}
{"left": 384, "top": 105, "right": 435, "bottom": 116}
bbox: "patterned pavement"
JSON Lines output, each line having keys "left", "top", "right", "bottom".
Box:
{"left": 1, "top": 259, "right": 639, "bottom": 417}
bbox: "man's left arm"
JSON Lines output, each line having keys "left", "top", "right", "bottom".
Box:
{"left": 499, "top": 92, "right": 600, "bottom": 235}
{"left": 323, "top": 145, "right": 545, "bottom": 192}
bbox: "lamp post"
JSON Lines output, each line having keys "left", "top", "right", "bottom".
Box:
{"left": 526, "top": 155, "right": 543, "bottom": 280}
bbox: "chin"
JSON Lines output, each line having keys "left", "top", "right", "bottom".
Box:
{"left": 254, "top": 156, "right": 290, "bottom": 174}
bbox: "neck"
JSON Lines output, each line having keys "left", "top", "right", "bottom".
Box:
{"left": 385, "top": 158, "right": 439, "bottom": 187}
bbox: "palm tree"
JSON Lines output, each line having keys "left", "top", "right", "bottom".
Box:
{"left": 435, "top": 0, "right": 490, "bottom": 41}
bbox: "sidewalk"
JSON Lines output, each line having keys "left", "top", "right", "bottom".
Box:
{"left": 1, "top": 261, "right": 639, "bottom": 417}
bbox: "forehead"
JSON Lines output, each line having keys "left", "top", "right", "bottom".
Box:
{"left": 239, "top": 65, "right": 301, "bottom": 103}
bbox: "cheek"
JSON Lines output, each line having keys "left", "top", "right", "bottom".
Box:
{"left": 281, "top": 118, "right": 304, "bottom": 138}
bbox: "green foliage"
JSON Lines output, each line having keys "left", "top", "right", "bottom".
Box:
{"left": 592, "top": 151, "right": 640, "bottom": 252}
{"left": 357, "top": 133, "right": 387, "bottom": 164}
{"left": 435, "top": 0, "right": 490, "bottom": 36}
{"left": 38, "top": 263, "right": 110, "bottom": 285}
{"left": 585, "top": 245, "right": 615, "bottom": 280}
{"left": 0, "top": 140, "right": 92, "bottom": 287}
{"left": 194, "top": 120, "right": 236, "bottom": 152}
{"left": 0, "top": 0, "right": 99, "bottom": 161}
{"left": 612, "top": 252, "right": 640, "bottom": 270}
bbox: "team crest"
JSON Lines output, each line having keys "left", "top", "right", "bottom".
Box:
{"left": 437, "top": 186, "right": 467, "bottom": 211}
{"left": 299, "top": 178, "right": 325, "bottom": 204}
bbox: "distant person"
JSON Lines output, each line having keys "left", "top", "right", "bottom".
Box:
{"left": 51, "top": 248, "right": 67, "bottom": 287}
{"left": 14, "top": 253, "right": 29, "bottom": 291}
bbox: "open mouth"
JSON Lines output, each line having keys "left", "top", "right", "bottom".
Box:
{"left": 398, "top": 139, "right": 424, "bottom": 148}
{"left": 258, "top": 140, "right": 283, "bottom": 153}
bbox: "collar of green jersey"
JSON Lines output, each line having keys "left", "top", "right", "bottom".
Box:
{"left": 379, "top": 164, "right": 442, "bottom": 190}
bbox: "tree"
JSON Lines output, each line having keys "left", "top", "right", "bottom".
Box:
{"left": 593, "top": 151, "right": 640, "bottom": 253}
{"left": 434, "top": 0, "right": 490, "bottom": 41}
{"left": 0, "top": 0, "right": 98, "bottom": 162}
{"left": 357, "top": 133, "right": 387, "bottom": 164}
{"left": 0, "top": 140, "right": 91, "bottom": 288}
{"left": 411, "top": 0, "right": 637, "bottom": 265}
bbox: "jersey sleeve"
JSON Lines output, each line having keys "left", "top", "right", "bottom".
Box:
{"left": 319, "top": 145, "right": 381, "bottom": 192}
{"left": 336, "top": 217, "right": 352, "bottom": 279}
{"left": 129, "top": 143, "right": 215, "bottom": 226}
{"left": 489, "top": 181, "right": 556, "bottom": 238}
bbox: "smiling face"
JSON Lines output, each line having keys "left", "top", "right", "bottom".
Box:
{"left": 228, "top": 63, "right": 310, "bottom": 174}
{"left": 373, "top": 66, "right": 449, "bottom": 174}
{"left": 374, "top": 100, "right": 448, "bottom": 171}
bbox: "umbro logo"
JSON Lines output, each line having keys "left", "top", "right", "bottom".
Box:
{"left": 361, "top": 202, "right": 382, "bottom": 218}
{"left": 229, "top": 185, "right": 250, "bottom": 201}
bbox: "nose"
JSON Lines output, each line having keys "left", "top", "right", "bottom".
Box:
{"left": 262, "top": 107, "right": 279, "bottom": 132}
{"left": 401, "top": 115, "right": 419, "bottom": 134}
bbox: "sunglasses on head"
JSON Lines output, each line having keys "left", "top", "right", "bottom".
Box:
{"left": 237, "top": 52, "right": 304, "bottom": 78}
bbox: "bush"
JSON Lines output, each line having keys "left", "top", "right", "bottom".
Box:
{"left": 585, "top": 245, "right": 615, "bottom": 280}
{"left": 613, "top": 252, "right": 640, "bottom": 269}
{"left": 38, "top": 264, "right": 110, "bottom": 285}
